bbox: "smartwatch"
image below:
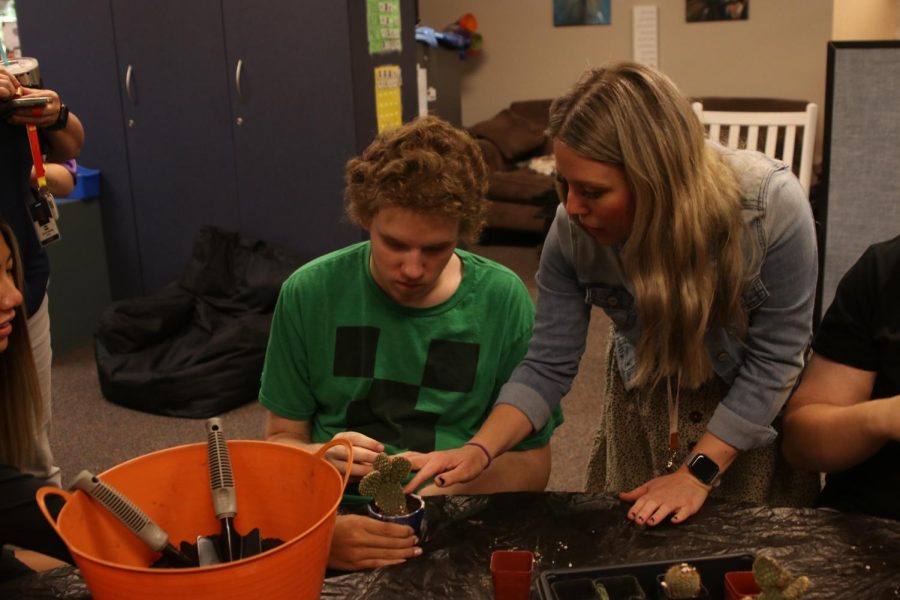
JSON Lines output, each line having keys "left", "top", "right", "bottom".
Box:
{"left": 44, "top": 103, "right": 69, "bottom": 131}
{"left": 687, "top": 453, "right": 720, "bottom": 486}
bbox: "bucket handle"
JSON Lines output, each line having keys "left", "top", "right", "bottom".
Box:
{"left": 314, "top": 438, "right": 354, "bottom": 492}
{"left": 36, "top": 486, "right": 74, "bottom": 537}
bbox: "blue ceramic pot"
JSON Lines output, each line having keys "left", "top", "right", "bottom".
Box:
{"left": 366, "top": 493, "right": 425, "bottom": 538}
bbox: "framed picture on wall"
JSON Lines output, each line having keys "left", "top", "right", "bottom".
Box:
{"left": 554, "top": 0, "right": 611, "bottom": 26}
{"left": 686, "top": 0, "right": 748, "bottom": 22}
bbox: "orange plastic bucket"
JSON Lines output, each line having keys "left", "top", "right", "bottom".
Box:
{"left": 37, "top": 439, "right": 350, "bottom": 600}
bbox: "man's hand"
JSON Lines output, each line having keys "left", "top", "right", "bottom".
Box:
{"left": 402, "top": 444, "right": 488, "bottom": 494}
{"left": 6, "top": 87, "right": 62, "bottom": 129}
{"left": 0, "top": 66, "right": 20, "bottom": 101}
{"left": 265, "top": 411, "right": 388, "bottom": 478}
{"left": 327, "top": 514, "right": 421, "bottom": 571}
{"left": 323, "top": 431, "right": 385, "bottom": 478}
{"left": 618, "top": 467, "right": 712, "bottom": 526}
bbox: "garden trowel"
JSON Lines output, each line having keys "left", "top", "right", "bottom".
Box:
{"left": 202, "top": 417, "right": 262, "bottom": 562}
{"left": 70, "top": 470, "right": 194, "bottom": 568}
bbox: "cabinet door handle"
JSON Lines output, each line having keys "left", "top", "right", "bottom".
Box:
{"left": 235, "top": 59, "right": 243, "bottom": 103}
{"left": 125, "top": 64, "right": 136, "bottom": 105}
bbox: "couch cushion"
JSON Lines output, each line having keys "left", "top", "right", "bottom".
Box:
{"left": 470, "top": 108, "right": 547, "bottom": 161}
{"left": 488, "top": 168, "right": 556, "bottom": 204}
{"left": 476, "top": 138, "right": 505, "bottom": 172}
{"left": 509, "top": 99, "right": 553, "bottom": 130}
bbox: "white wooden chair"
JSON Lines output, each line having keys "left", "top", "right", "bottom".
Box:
{"left": 692, "top": 101, "right": 818, "bottom": 194}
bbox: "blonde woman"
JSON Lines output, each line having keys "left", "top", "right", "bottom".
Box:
{"left": 408, "top": 62, "right": 820, "bottom": 525}
{"left": 0, "top": 218, "right": 71, "bottom": 580}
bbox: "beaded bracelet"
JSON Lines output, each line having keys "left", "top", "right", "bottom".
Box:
{"left": 463, "top": 441, "right": 493, "bottom": 469}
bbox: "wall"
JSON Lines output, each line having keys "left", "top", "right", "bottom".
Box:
{"left": 833, "top": 0, "right": 899, "bottom": 39}
{"left": 419, "top": 0, "right": 832, "bottom": 159}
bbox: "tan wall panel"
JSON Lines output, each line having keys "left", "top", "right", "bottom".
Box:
{"left": 419, "top": 1, "right": 832, "bottom": 159}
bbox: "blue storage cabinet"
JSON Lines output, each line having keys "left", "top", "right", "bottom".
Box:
{"left": 18, "top": 0, "right": 418, "bottom": 300}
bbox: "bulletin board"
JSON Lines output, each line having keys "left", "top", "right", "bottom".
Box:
{"left": 818, "top": 41, "right": 900, "bottom": 320}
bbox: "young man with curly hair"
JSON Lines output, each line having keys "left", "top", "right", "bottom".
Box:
{"left": 259, "top": 116, "right": 562, "bottom": 571}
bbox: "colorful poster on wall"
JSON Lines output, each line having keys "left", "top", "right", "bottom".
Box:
{"left": 553, "top": 0, "right": 611, "bottom": 26}
{"left": 687, "top": 0, "right": 748, "bottom": 22}
{"left": 367, "top": 0, "right": 402, "bottom": 55}
{"left": 374, "top": 65, "right": 402, "bottom": 133}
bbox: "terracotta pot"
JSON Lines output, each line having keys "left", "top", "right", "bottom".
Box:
{"left": 724, "top": 571, "right": 761, "bottom": 600}
{"left": 491, "top": 550, "right": 533, "bottom": 600}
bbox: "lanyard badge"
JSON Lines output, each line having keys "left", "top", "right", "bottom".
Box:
{"left": 25, "top": 121, "right": 62, "bottom": 246}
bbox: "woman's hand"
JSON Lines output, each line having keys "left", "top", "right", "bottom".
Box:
{"left": 618, "top": 467, "right": 711, "bottom": 526}
{"left": 327, "top": 514, "right": 421, "bottom": 571}
{"left": 401, "top": 444, "right": 488, "bottom": 494}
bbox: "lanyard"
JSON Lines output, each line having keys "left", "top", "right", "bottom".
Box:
{"left": 665, "top": 373, "right": 681, "bottom": 472}
{"left": 22, "top": 108, "right": 61, "bottom": 244}
{"left": 26, "top": 123, "right": 48, "bottom": 189}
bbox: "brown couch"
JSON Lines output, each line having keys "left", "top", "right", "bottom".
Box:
{"left": 469, "top": 96, "right": 819, "bottom": 240}
{"left": 469, "top": 99, "right": 557, "bottom": 236}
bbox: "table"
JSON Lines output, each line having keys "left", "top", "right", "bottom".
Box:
{"left": 322, "top": 492, "right": 900, "bottom": 599}
{"left": 5, "top": 492, "right": 900, "bottom": 599}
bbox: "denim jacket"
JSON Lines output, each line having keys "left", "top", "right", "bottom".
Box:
{"left": 497, "top": 145, "right": 818, "bottom": 450}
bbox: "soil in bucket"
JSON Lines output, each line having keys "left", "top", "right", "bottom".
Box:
{"left": 153, "top": 536, "right": 284, "bottom": 569}
{"left": 38, "top": 439, "right": 351, "bottom": 600}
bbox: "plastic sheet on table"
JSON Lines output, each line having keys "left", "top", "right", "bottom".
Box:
{"left": 5, "top": 492, "right": 900, "bottom": 599}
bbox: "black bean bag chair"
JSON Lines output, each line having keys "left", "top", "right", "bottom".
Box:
{"left": 95, "top": 226, "right": 304, "bottom": 418}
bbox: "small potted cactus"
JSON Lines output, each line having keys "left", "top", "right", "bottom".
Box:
{"left": 657, "top": 563, "right": 708, "bottom": 599}
{"left": 359, "top": 453, "right": 425, "bottom": 536}
{"left": 751, "top": 555, "right": 809, "bottom": 600}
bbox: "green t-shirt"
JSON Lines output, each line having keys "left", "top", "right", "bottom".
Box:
{"left": 259, "top": 242, "right": 562, "bottom": 465}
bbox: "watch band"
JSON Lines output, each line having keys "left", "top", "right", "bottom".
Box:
{"left": 43, "top": 103, "right": 69, "bottom": 131}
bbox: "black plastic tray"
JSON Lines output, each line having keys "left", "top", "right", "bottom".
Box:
{"left": 538, "top": 552, "right": 755, "bottom": 599}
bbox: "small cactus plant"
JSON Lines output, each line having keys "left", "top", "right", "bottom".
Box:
{"left": 753, "top": 555, "right": 810, "bottom": 600}
{"left": 661, "top": 562, "right": 703, "bottom": 599}
{"left": 592, "top": 580, "right": 611, "bottom": 600}
{"left": 358, "top": 453, "right": 412, "bottom": 516}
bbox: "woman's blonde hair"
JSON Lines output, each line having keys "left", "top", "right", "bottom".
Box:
{"left": 0, "top": 219, "right": 43, "bottom": 469}
{"left": 344, "top": 116, "right": 489, "bottom": 244}
{"left": 548, "top": 62, "right": 747, "bottom": 390}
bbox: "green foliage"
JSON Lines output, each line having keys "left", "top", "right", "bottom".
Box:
{"left": 753, "top": 555, "right": 810, "bottom": 600}
{"left": 662, "top": 563, "right": 702, "bottom": 599}
{"left": 358, "top": 453, "right": 412, "bottom": 516}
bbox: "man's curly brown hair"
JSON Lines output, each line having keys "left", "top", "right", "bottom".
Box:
{"left": 344, "top": 116, "right": 488, "bottom": 244}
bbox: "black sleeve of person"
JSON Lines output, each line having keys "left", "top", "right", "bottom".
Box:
{"left": 813, "top": 238, "right": 897, "bottom": 372}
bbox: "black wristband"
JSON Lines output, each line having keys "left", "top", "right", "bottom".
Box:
{"left": 43, "top": 103, "right": 69, "bottom": 131}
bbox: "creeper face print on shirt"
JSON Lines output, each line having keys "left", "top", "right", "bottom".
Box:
{"left": 334, "top": 325, "right": 480, "bottom": 452}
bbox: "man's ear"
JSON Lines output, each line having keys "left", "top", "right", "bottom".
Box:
{"left": 360, "top": 219, "right": 371, "bottom": 232}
